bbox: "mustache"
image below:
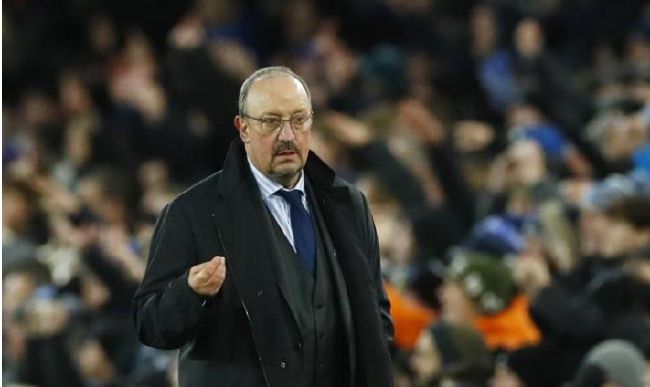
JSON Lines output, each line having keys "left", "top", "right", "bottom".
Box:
{"left": 273, "top": 142, "right": 299, "bottom": 155}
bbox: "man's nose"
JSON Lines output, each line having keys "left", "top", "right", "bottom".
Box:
{"left": 277, "top": 120, "right": 296, "bottom": 141}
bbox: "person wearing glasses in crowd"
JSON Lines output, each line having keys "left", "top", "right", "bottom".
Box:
{"left": 133, "top": 67, "right": 394, "bottom": 387}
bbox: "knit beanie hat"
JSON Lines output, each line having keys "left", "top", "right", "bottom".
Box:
{"left": 576, "top": 340, "right": 646, "bottom": 387}
{"left": 448, "top": 250, "right": 517, "bottom": 315}
{"left": 461, "top": 215, "right": 526, "bottom": 257}
{"left": 429, "top": 321, "right": 492, "bottom": 380}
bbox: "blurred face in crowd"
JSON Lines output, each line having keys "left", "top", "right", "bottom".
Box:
{"left": 411, "top": 330, "right": 442, "bottom": 386}
{"left": 579, "top": 208, "right": 609, "bottom": 256}
{"left": 3, "top": 272, "right": 37, "bottom": 317}
{"left": 3, "top": 186, "right": 32, "bottom": 235}
{"left": 439, "top": 280, "right": 479, "bottom": 323}
{"left": 600, "top": 216, "right": 650, "bottom": 258}
{"left": 373, "top": 205, "right": 414, "bottom": 265}
{"left": 507, "top": 104, "right": 543, "bottom": 129}
{"left": 235, "top": 74, "right": 312, "bottom": 188}
{"left": 284, "top": 0, "right": 318, "bottom": 45}
{"left": 59, "top": 73, "right": 93, "bottom": 115}
{"left": 471, "top": 5, "right": 497, "bottom": 56}
{"left": 76, "top": 339, "right": 115, "bottom": 382}
{"left": 515, "top": 18, "right": 544, "bottom": 59}
{"left": 138, "top": 160, "right": 170, "bottom": 192}
{"left": 65, "top": 126, "right": 92, "bottom": 166}
{"left": 602, "top": 112, "right": 648, "bottom": 161}
{"left": 505, "top": 140, "right": 547, "bottom": 188}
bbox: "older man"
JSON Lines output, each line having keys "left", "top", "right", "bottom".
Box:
{"left": 133, "top": 67, "right": 394, "bottom": 387}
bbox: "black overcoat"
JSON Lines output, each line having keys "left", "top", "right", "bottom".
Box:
{"left": 132, "top": 140, "right": 394, "bottom": 386}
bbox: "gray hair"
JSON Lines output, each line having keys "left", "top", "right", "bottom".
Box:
{"left": 238, "top": 66, "right": 312, "bottom": 116}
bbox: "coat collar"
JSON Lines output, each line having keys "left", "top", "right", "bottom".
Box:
{"left": 216, "top": 139, "right": 339, "bottom": 200}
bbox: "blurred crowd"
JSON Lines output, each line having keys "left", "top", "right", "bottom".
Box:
{"left": 3, "top": 0, "right": 650, "bottom": 386}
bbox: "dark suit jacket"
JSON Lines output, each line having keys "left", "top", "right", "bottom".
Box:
{"left": 132, "top": 140, "right": 394, "bottom": 387}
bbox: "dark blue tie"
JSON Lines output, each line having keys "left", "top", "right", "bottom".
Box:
{"left": 276, "top": 190, "right": 316, "bottom": 275}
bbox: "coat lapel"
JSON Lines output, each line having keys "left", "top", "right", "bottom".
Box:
{"left": 306, "top": 153, "right": 394, "bottom": 386}
{"left": 212, "top": 141, "right": 302, "bottom": 341}
{"left": 306, "top": 179, "right": 357, "bottom": 385}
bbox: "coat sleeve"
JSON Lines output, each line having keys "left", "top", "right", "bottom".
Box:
{"left": 132, "top": 200, "right": 207, "bottom": 349}
{"left": 357, "top": 190, "right": 395, "bottom": 345}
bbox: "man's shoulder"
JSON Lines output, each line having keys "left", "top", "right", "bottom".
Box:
{"left": 320, "top": 174, "right": 368, "bottom": 210}
{"left": 332, "top": 175, "right": 358, "bottom": 195}
{"left": 169, "top": 171, "right": 224, "bottom": 210}
{"left": 305, "top": 150, "right": 368, "bottom": 207}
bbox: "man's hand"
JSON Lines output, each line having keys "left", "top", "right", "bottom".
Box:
{"left": 188, "top": 256, "right": 226, "bottom": 297}
{"left": 25, "top": 299, "right": 70, "bottom": 338}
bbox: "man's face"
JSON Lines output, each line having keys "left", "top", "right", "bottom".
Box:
{"left": 236, "top": 74, "right": 312, "bottom": 187}
{"left": 580, "top": 208, "right": 609, "bottom": 256}
{"left": 439, "top": 280, "right": 478, "bottom": 323}
{"left": 600, "top": 217, "right": 650, "bottom": 258}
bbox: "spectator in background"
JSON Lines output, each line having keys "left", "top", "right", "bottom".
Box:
{"left": 411, "top": 320, "right": 492, "bottom": 387}
{"left": 3, "top": 182, "right": 42, "bottom": 268}
{"left": 503, "top": 192, "right": 650, "bottom": 386}
{"left": 3, "top": 261, "right": 82, "bottom": 387}
{"left": 440, "top": 250, "right": 540, "bottom": 351}
{"left": 385, "top": 281, "right": 436, "bottom": 352}
{"left": 571, "top": 340, "right": 646, "bottom": 387}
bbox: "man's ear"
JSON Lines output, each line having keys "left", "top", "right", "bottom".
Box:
{"left": 234, "top": 116, "right": 249, "bottom": 143}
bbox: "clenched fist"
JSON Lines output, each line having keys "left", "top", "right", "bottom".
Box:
{"left": 188, "top": 256, "right": 226, "bottom": 297}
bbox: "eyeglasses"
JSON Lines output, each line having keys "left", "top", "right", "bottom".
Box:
{"left": 243, "top": 112, "right": 313, "bottom": 135}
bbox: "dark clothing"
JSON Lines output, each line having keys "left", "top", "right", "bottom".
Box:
{"left": 426, "top": 141, "right": 476, "bottom": 231}
{"left": 350, "top": 140, "right": 430, "bottom": 221}
{"left": 132, "top": 140, "right": 394, "bottom": 387}
{"left": 83, "top": 246, "right": 141, "bottom": 375}
{"left": 511, "top": 256, "right": 650, "bottom": 386}
{"left": 268, "top": 189, "right": 348, "bottom": 387}
{"left": 16, "top": 334, "right": 84, "bottom": 387}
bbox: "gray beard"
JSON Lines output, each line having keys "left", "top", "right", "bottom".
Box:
{"left": 269, "top": 166, "right": 303, "bottom": 187}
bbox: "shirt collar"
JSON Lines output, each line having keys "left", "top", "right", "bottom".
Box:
{"left": 247, "top": 156, "right": 305, "bottom": 200}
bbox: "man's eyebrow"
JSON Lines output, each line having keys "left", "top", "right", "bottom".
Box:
{"left": 259, "top": 109, "right": 309, "bottom": 117}
{"left": 256, "top": 111, "right": 281, "bottom": 117}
